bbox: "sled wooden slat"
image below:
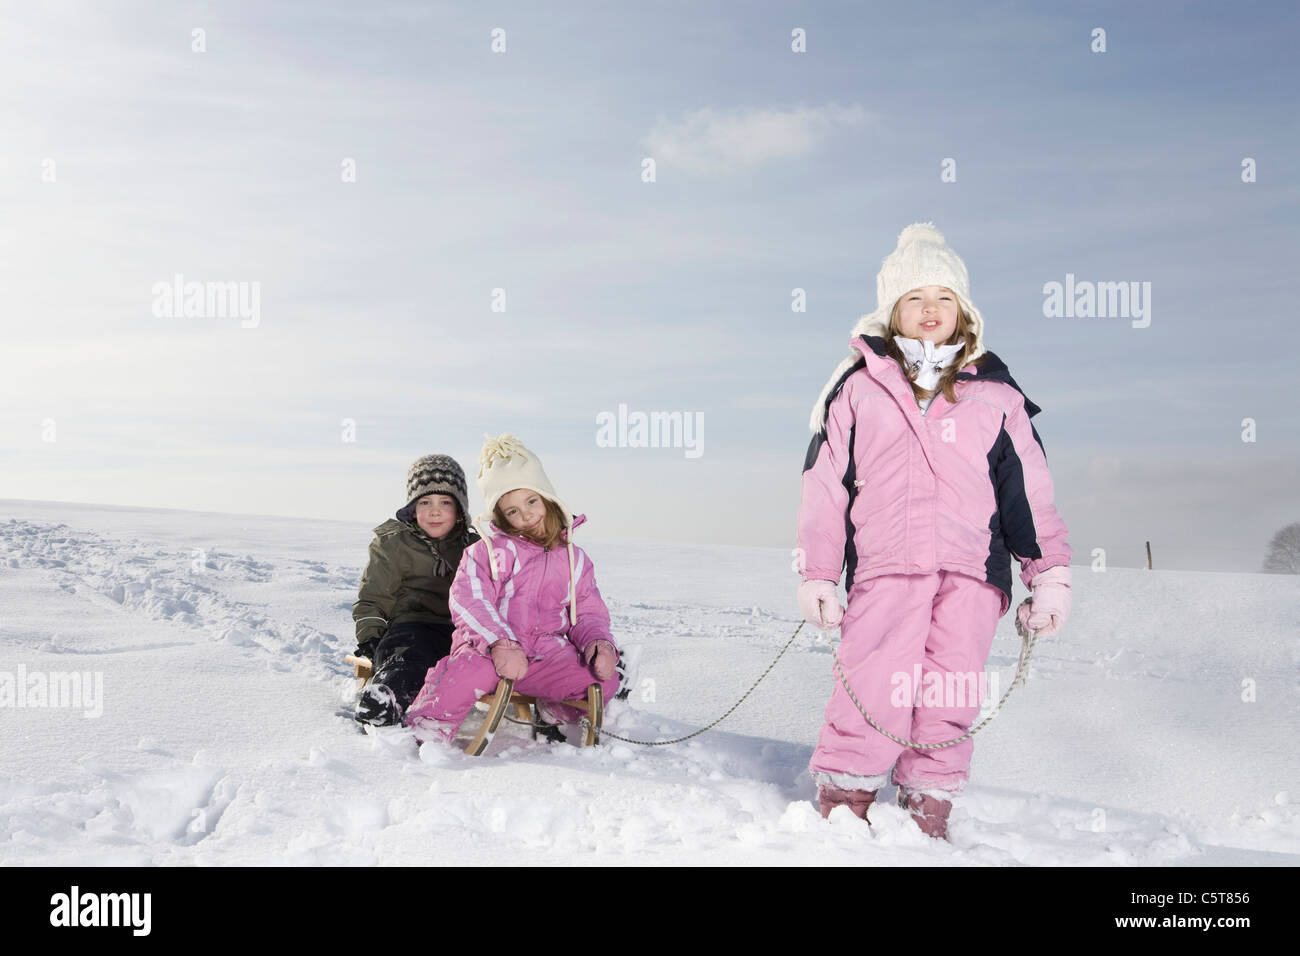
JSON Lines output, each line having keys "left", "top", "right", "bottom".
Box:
{"left": 580, "top": 683, "right": 603, "bottom": 747}
{"left": 345, "top": 654, "right": 373, "bottom": 686}
{"left": 466, "top": 680, "right": 605, "bottom": 756}
{"left": 465, "top": 678, "right": 515, "bottom": 756}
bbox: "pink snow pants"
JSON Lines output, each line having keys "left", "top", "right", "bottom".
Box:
{"left": 404, "top": 642, "right": 619, "bottom": 741}
{"left": 811, "top": 571, "right": 1003, "bottom": 792}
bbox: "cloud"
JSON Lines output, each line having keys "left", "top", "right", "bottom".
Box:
{"left": 644, "top": 103, "right": 868, "bottom": 173}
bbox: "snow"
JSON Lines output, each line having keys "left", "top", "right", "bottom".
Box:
{"left": 1, "top": 498, "right": 1297, "bottom": 866}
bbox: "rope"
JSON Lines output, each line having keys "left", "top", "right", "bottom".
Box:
{"left": 832, "top": 611, "right": 1041, "bottom": 749}
{"left": 580, "top": 607, "right": 1042, "bottom": 749}
{"left": 580, "top": 621, "right": 808, "bottom": 746}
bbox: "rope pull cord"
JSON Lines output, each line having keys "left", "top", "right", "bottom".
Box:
{"left": 584, "top": 621, "right": 808, "bottom": 746}
{"left": 828, "top": 612, "right": 1039, "bottom": 750}
{"left": 583, "top": 616, "right": 1042, "bottom": 748}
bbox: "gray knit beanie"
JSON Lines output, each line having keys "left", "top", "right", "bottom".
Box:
{"left": 405, "top": 454, "right": 470, "bottom": 520}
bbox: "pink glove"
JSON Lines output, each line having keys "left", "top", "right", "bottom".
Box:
{"left": 490, "top": 640, "right": 528, "bottom": 680}
{"left": 1016, "top": 566, "right": 1071, "bottom": 638}
{"left": 583, "top": 640, "right": 619, "bottom": 681}
{"left": 797, "top": 579, "right": 844, "bottom": 629}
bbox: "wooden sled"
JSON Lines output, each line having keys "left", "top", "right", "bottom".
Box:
{"left": 464, "top": 679, "right": 605, "bottom": 756}
{"left": 345, "top": 654, "right": 373, "bottom": 687}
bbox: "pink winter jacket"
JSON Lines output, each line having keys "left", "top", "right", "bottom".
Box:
{"left": 798, "top": 335, "right": 1071, "bottom": 615}
{"left": 447, "top": 514, "right": 617, "bottom": 660}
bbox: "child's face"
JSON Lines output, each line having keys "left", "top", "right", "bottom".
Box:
{"left": 896, "top": 286, "right": 960, "bottom": 345}
{"left": 414, "top": 494, "right": 458, "bottom": 539}
{"left": 498, "top": 488, "right": 546, "bottom": 540}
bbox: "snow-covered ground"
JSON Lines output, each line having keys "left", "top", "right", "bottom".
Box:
{"left": 1, "top": 499, "right": 1296, "bottom": 866}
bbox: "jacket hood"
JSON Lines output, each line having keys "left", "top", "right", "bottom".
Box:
{"left": 385, "top": 505, "right": 479, "bottom": 548}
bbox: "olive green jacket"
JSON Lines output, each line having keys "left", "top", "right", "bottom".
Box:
{"left": 351, "top": 512, "right": 479, "bottom": 647}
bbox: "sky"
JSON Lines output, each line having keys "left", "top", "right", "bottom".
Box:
{"left": 2, "top": 0, "right": 1298, "bottom": 572}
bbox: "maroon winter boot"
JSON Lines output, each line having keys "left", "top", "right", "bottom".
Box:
{"left": 818, "top": 784, "right": 878, "bottom": 822}
{"left": 899, "top": 788, "right": 952, "bottom": 840}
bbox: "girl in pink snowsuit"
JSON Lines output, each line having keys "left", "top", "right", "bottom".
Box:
{"left": 797, "top": 223, "right": 1072, "bottom": 839}
{"left": 405, "top": 434, "right": 620, "bottom": 744}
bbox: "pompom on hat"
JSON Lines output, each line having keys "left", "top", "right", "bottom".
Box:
{"left": 809, "top": 222, "right": 988, "bottom": 431}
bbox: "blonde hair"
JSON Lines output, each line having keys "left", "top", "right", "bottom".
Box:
{"left": 883, "top": 293, "right": 985, "bottom": 405}
{"left": 493, "top": 494, "right": 567, "bottom": 551}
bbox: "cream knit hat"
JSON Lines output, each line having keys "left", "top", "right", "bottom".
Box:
{"left": 475, "top": 433, "right": 572, "bottom": 526}
{"left": 473, "top": 433, "right": 580, "bottom": 625}
{"left": 808, "top": 222, "right": 988, "bottom": 431}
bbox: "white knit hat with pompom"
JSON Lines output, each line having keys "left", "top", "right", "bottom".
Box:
{"left": 475, "top": 433, "right": 571, "bottom": 527}
{"left": 473, "top": 433, "right": 580, "bottom": 625}
{"left": 809, "top": 222, "right": 988, "bottom": 431}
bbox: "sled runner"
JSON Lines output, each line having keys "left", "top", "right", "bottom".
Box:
{"left": 464, "top": 679, "right": 604, "bottom": 756}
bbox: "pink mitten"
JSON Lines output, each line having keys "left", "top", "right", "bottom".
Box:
{"left": 1016, "top": 566, "right": 1072, "bottom": 637}
{"left": 583, "top": 640, "right": 619, "bottom": 681}
{"left": 490, "top": 640, "right": 529, "bottom": 680}
{"left": 797, "top": 579, "right": 844, "bottom": 629}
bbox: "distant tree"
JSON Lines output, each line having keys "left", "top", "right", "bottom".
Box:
{"left": 1262, "top": 522, "right": 1300, "bottom": 573}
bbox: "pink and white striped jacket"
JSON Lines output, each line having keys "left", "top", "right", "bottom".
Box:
{"left": 447, "top": 515, "right": 617, "bottom": 659}
{"left": 798, "top": 335, "right": 1071, "bottom": 614}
